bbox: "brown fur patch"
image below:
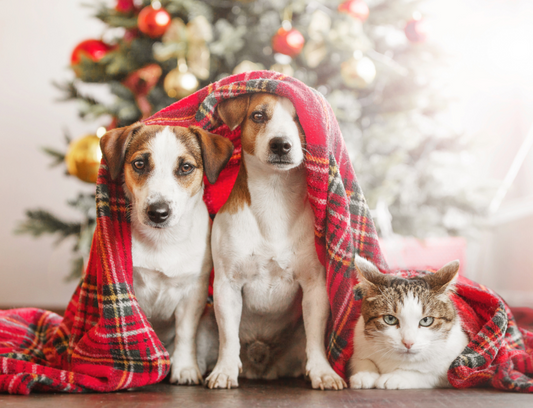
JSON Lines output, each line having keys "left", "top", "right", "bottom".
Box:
{"left": 219, "top": 160, "right": 251, "bottom": 214}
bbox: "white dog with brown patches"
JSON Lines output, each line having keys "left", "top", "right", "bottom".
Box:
{"left": 100, "top": 123, "right": 233, "bottom": 385}
{"left": 205, "top": 94, "right": 346, "bottom": 390}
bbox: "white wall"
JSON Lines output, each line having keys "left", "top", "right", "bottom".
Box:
{"left": 0, "top": 1, "right": 107, "bottom": 308}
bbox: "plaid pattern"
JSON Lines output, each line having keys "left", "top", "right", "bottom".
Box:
{"left": 1, "top": 71, "right": 531, "bottom": 393}
{"left": 0, "top": 159, "right": 170, "bottom": 394}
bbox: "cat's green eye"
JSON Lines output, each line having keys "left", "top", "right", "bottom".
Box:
{"left": 419, "top": 317, "right": 434, "bottom": 327}
{"left": 383, "top": 315, "right": 398, "bottom": 325}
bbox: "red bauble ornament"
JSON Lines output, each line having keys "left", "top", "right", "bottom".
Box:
{"left": 338, "top": 0, "right": 369, "bottom": 22}
{"left": 405, "top": 18, "right": 428, "bottom": 43}
{"left": 137, "top": 5, "right": 171, "bottom": 38}
{"left": 272, "top": 28, "right": 305, "bottom": 57}
{"left": 71, "top": 39, "right": 114, "bottom": 65}
{"left": 116, "top": 0, "right": 136, "bottom": 13}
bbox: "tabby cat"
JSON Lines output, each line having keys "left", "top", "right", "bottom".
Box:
{"left": 349, "top": 256, "right": 469, "bottom": 389}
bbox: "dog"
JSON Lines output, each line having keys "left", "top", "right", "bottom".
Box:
{"left": 100, "top": 123, "right": 233, "bottom": 385}
{"left": 204, "top": 93, "right": 346, "bottom": 390}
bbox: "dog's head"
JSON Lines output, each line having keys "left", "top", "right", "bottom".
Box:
{"left": 100, "top": 124, "right": 233, "bottom": 229}
{"left": 217, "top": 94, "right": 304, "bottom": 170}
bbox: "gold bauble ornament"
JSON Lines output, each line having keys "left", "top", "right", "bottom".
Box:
{"left": 233, "top": 60, "right": 263, "bottom": 75}
{"left": 164, "top": 59, "right": 199, "bottom": 99}
{"left": 269, "top": 63, "right": 294, "bottom": 77}
{"left": 65, "top": 133, "right": 103, "bottom": 183}
{"left": 341, "top": 55, "right": 376, "bottom": 89}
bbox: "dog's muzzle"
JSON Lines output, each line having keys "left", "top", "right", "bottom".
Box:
{"left": 146, "top": 201, "right": 171, "bottom": 224}
{"left": 269, "top": 137, "right": 292, "bottom": 157}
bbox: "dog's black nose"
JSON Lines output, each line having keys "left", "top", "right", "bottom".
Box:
{"left": 269, "top": 137, "right": 292, "bottom": 156}
{"left": 147, "top": 202, "right": 171, "bottom": 224}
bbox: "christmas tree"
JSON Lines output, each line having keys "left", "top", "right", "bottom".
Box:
{"left": 17, "top": 0, "right": 487, "bottom": 279}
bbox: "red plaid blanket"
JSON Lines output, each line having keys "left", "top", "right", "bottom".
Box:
{"left": 1, "top": 71, "right": 532, "bottom": 393}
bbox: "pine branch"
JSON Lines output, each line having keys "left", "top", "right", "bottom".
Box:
{"left": 15, "top": 210, "right": 81, "bottom": 242}
{"left": 41, "top": 147, "right": 66, "bottom": 168}
{"left": 53, "top": 80, "right": 98, "bottom": 105}
{"left": 66, "top": 256, "right": 85, "bottom": 282}
{"left": 90, "top": 3, "right": 139, "bottom": 28}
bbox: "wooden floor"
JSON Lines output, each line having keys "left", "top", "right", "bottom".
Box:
{"left": 0, "top": 378, "right": 531, "bottom": 408}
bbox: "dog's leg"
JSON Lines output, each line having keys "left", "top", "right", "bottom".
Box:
{"left": 205, "top": 272, "right": 243, "bottom": 389}
{"left": 169, "top": 276, "right": 209, "bottom": 385}
{"left": 300, "top": 268, "right": 347, "bottom": 390}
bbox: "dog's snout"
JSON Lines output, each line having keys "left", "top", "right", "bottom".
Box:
{"left": 269, "top": 137, "right": 292, "bottom": 156}
{"left": 147, "top": 202, "right": 171, "bottom": 224}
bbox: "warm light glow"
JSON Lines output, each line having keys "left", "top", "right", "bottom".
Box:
{"left": 151, "top": 1, "right": 161, "bottom": 10}
{"left": 286, "top": 31, "right": 304, "bottom": 48}
{"left": 155, "top": 10, "right": 170, "bottom": 26}
{"left": 96, "top": 127, "right": 106, "bottom": 138}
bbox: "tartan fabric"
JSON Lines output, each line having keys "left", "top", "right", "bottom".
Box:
{"left": 1, "top": 71, "right": 532, "bottom": 393}
{"left": 0, "top": 161, "right": 170, "bottom": 394}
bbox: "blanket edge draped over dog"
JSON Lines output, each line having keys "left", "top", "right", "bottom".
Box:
{"left": 0, "top": 71, "right": 532, "bottom": 394}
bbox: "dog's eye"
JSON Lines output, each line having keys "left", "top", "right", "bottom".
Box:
{"left": 133, "top": 160, "right": 145, "bottom": 170}
{"left": 179, "top": 163, "right": 194, "bottom": 174}
{"left": 251, "top": 112, "right": 265, "bottom": 123}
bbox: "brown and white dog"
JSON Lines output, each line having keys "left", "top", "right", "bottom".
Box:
{"left": 100, "top": 123, "right": 233, "bottom": 385}
{"left": 205, "top": 94, "right": 346, "bottom": 390}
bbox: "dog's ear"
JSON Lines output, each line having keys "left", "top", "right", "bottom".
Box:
{"left": 189, "top": 126, "right": 234, "bottom": 185}
{"left": 216, "top": 95, "right": 251, "bottom": 131}
{"left": 100, "top": 122, "right": 143, "bottom": 180}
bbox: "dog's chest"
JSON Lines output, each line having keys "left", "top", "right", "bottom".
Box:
{"left": 220, "top": 197, "right": 319, "bottom": 314}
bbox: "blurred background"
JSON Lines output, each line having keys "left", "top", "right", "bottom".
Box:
{"left": 0, "top": 0, "right": 532, "bottom": 309}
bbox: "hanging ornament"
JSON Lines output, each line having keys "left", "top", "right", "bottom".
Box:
{"left": 122, "top": 64, "right": 163, "bottom": 118}
{"left": 138, "top": 3, "right": 171, "bottom": 38}
{"left": 70, "top": 39, "right": 114, "bottom": 65}
{"left": 233, "top": 60, "right": 263, "bottom": 75}
{"left": 65, "top": 130, "right": 105, "bottom": 183}
{"left": 164, "top": 59, "right": 199, "bottom": 99}
{"left": 405, "top": 12, "right": 428, "bottom": 43}
{"left": 341, "top": 54, "right": 376, "bottom": 89}
{"left": 338, "top": 0, "right": 369, "bottom": 22}
{"left": 154, "top": 17, "right": 212, "bottom": 81}
{"left": 269, "top": 63, "right": 294, "bottom": 77}
{"left": 303, "top": 40, "right": 328, "bottom": 68}
{"left": 272, "top": 26, "right": 305, "bottom": 57}
{"left": 115, "top": 0, "right": 136, "bottom": 13}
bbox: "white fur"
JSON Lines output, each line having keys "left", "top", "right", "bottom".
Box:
{"left": 127, "top": 127, "right": 212, "bottom": 385}
{"left": 205, "top": 97, "right": 345, "bottom": 390}
{"left": 349, "top": 293, "right": 469, "bottom": 389}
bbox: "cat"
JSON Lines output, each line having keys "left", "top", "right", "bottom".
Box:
{"left": 349, "top": 256, "right": 469, "bottom": 389}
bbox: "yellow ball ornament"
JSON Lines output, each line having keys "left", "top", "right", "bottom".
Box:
{"left": 65, "top": 132, "right": 103, "bottom": 183}
{"left": 164, "top": 67, "right": 199, "bottom": 99}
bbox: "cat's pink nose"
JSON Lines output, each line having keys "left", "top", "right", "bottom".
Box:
{"left": 402, "top": 340, "right": 414, "bottom": 349}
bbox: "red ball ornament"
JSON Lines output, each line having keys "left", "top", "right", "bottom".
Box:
{"left": 116, "top": 0, "right": 136, "bottom": 13}
{"left": 338, "top": 0, "right": 369, "bottom": 22}
{"left": 405, "top": 18, "right": 428, "bottom": 43}
{"left": 71, "top": 39, "right": 114, "bottom": 65}
{"left": 272, "top": 28, "right": 305, "bottom": 57}
{"left": 137, "top": 5, "right": 171, "bottom": 38}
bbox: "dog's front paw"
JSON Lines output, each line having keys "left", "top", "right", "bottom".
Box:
{"left": 375, "top": 372, "right": 412, "bottom": 390}
{"left": 170, "top": 364, "right": 203, "bottom": 385}
{"left": 349, "top": 371, "right": 379, "bottom": 389}
{"left": 206, "top": 362, "right": 241, "bottom": 389}
{"left": 307, "top": 365, "right": 346, "bottom": 391}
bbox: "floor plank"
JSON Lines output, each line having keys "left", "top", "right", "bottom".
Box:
{"left": 0, "top": 378, "right": 531, "bottom": 408}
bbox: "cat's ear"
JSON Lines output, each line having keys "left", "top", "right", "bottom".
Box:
{"left": 355, "top": 256, "right": 387, "bottom": 291}
{"left": 424, "top": 260, "right": 460, "bottom": 294}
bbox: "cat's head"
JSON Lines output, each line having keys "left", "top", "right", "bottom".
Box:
{"left": 355, "top": 256, "right": 460, "bottom": 362}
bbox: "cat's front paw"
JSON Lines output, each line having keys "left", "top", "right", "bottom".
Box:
{"left": 349, "top": 371, "right": 379, "bottom": 389}
{"left": 169, "top": 364, "right": 203, "bottom": 385}
{"left": 375, "top": 372, "right": 413, "bottom": 390}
